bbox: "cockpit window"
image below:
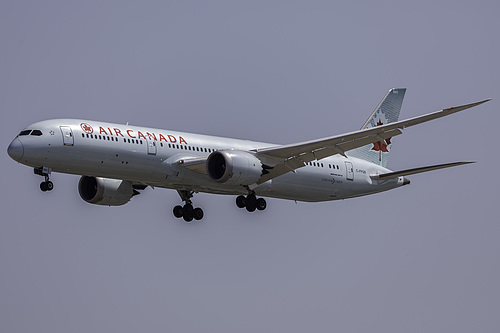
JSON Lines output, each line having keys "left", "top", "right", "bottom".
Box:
{"left": 18, "top": 129, "right": 43, "bottom": 136}
{"left": 19, "top": 130, "right": 32, "bottom": 136}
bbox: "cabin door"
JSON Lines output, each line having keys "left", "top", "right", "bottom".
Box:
{"left": 60, "top": 126, "right": 74, "bottom": 146}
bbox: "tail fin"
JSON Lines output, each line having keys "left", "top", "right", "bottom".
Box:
{"left": 347, "top": 88, "right": 406, "bottom": 167}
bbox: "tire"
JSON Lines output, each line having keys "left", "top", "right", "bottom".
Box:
{"left": 40, "top": 182, "right": 48, "bottom": 192}
{"left": 256, "top": 198, "right": 267, "bottom": 211}
{"left": 173, "top": 205, "right": 183, "bottom": 218}
{"left": 193, "top": 208, "right": 204, "bottom": 220}
{"left": 46, "top": 181, "right": 54, "bottom": 191}
{"left": 245, "top": 194, "right": 257, "bottom": 212}
{"left": 182, "top": 204, "right": 194, "bottom": 220}
{"left": 236, "top": 195, "right": 246, "bottom": 208}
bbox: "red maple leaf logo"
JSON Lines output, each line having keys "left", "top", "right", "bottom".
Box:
{"left": 80, "top": 123, "right": 93, "bottom": 134}
{"left": 371, "top": 120, "right": 391, "bottom": 152}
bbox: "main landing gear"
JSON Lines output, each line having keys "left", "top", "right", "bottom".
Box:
{"left": 236, "top": 193, "right": 267, "bottom": 212}
{"left": 34, "top": 167, "right": 54, "bottom": 192}
{"left": 173, "top": 190, "right": 204, "bottom": 222}
{"left": 171, "top": 190, "right": 267, "bottom": 221}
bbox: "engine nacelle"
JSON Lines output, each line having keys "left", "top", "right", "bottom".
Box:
{"left": 206, "top": 150, "right": 263, "bottom": 185}
{"left": 78, "top": 176, "right": 135, "bottom": 206}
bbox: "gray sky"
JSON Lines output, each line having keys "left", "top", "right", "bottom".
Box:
{"left": 1, "top": 1, "right": 499, "bottom": 332}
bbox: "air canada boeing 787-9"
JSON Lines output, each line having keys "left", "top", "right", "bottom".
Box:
{"left": 7, "top": 89, "right": 490, "bottom": 221}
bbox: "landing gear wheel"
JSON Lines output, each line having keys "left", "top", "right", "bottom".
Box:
{"left": 182, "top": 204, "right": 197, "bottom": 222}
{"left": 40, "top": 181, "right": 53, "bottom": 192}
{"left": 193, "top": 208, "right": 204, "bottom": 221}
{"left": 256, "top": 198, "right": 267, "bottom": 211}
{"left": 236, "top": 195, "right": 246, "bottom": 208}
{"left": 173, "top": 205, "right": 183, "bottom": 218}
{"left": 245, "top": 194, "right": 257, "bottom": 212}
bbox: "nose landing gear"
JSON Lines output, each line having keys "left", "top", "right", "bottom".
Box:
{"left": 34, "top": 167, "right": 54, "bottom": 192}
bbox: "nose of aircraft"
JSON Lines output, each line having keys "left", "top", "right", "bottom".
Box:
{"left": 7, "top": 138, "right": 24, "bottom": 161}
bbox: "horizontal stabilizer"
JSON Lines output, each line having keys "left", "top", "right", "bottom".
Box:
{"left": 370, "top": 161, "right": 475, "bottom": 180}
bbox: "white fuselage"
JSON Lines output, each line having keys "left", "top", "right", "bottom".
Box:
{"left": 8, "top": 119, "right": 405, "bottom": 202}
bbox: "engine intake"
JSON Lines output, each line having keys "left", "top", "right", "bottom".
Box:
{"left": 206, "top": 150, "right": 263, "bottom": 185}
{"left": 78, "top": 176, "right": 137, "bottom": 206}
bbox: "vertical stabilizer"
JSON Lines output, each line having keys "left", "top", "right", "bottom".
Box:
{"left": 347, "top": 88, "right": 406, "bottom": 167}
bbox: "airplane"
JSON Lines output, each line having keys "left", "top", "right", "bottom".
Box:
{"left": 7, "top": 88, "right": 490, "bottom": 222}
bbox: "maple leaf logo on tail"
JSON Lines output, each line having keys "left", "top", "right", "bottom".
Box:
{"left": 347, "top": 88, "right": 405, "bottom": 168}
{"left": 371, "top": 120, "right": 391, "bottom": 153}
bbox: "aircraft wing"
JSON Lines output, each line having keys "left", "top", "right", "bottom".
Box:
{"left": 254, "top": 99, "right": 490, "bottom": 184}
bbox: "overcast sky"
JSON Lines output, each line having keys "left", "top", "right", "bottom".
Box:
{"left": 1, "top": 1, "right": 499, "bottom": 332}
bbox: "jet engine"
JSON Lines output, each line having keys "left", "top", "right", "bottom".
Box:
{"left": 206, "top": 150, "right": 263, "bottom": 185}
{"left": 78, "top": 176, "right": 138, "bottom": 206}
